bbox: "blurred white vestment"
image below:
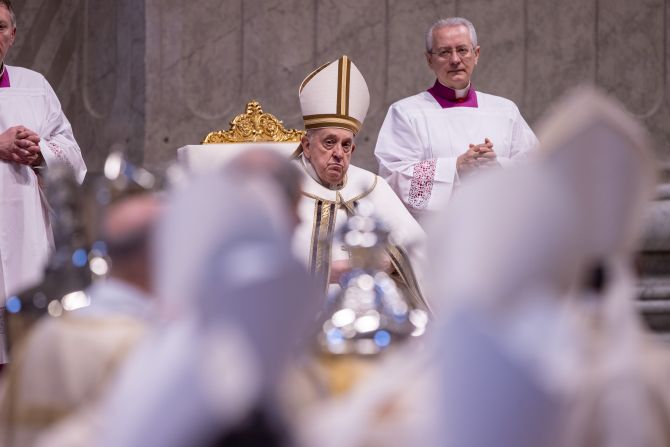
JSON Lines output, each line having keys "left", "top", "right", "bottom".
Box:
{"left": 0, "top": 278, "right": 152, "bottom": 446}
{"left": 40, "top": 173, "right": 320, "bottom": 447}
{"left": 427, "top": 87, "right": 670, "bottom": 447}
{"left": 287, "top": 342, "right": 440, "bottom": 447}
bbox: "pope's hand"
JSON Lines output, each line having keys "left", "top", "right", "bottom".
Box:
{"left": 0, "top": 126, "right": 42, "bottom": 166}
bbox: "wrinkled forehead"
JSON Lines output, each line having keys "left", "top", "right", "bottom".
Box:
{"left": 311, "top": 127, "right": 355, "bottom": 140}
{"left": 432, "top": 25, "right": 473, "bottom": 47}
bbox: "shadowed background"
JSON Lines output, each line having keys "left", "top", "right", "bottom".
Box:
{"left": 6, "top": 0, "right": 669, "bottom": 175}
{"left": 6, "top": 0, "right": 670, "bottom": 338}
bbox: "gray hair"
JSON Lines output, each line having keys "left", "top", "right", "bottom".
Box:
{"left": 0, "top": 0, "right": 15, "bottom": 28}
{"left": 425, "top": 17, "right": 477, "bottom": 52}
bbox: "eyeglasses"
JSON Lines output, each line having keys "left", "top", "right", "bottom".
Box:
{"left": 429, "top": 47, "right": 475, "bottom": 60}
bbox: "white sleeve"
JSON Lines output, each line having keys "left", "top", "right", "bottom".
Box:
{"left": 375, "top": 178, "right": 426, "bottom": 250}
{"left": 373, "top": 177, "right": 428, "bottom": 292}
{"left": 497, "top": 106, "right": 538, "bottom": 168}
{"left": 38, "top": 77, "right": 87, "bottom": 184}
{"left": 375, "top": 104, "right": 458, "bottom": 216}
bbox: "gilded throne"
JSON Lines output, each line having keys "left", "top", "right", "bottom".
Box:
{"left": 177, "top": 100, "right": 304, "bottom": 173}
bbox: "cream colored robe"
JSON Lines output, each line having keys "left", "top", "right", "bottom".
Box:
{"left": 0, "top": 279, "right": 151, "bottom": 447}
{"left": 292, "top": 156, "right": 428, "bottom": 309}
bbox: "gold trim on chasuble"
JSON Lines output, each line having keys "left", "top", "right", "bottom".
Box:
{"left": 385, "top": 244, "right": 431, "bottom": 313}
{"left": 306, "top": 175, "right": 429, "bottom": 311}
{"left": 309, "top": 200, "right": 338, "bottom": 289}
{"left": 307, "top": 178, "right": 377, "bottom": 292}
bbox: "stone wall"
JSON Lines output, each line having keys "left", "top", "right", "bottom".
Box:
{"left": 6, "top": 0, "right": 670, "bottom": 331}
{"left": 6, "top": 0, "right": 670, "bottom": 174}
{"left": 6, "top": 0, "right": 146, "bottom": 169}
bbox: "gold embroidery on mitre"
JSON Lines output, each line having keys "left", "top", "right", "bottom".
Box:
{"left": 338, "top": 56, "right": 351, "bottom": 116}
{"left": 300, "top": 61, "right": 330, "bottom": 93}
{"left": 202, "top": 100, "right": 305, "bottom": 144}
{"left": 303, "top": 114, "right": 362, "bottom": 134}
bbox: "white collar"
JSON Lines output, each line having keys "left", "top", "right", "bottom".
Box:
{"left": 297, "top": 156, "right": 376, "bottom": 203}
{"left": 455, "top": 83, "right": 471, "bottom": 99}
{"left": 75, "top": 277, "right": 155, "bottom": 320}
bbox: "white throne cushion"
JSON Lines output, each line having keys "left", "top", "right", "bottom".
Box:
{"left": 177, "top": 142, "right": 299, "bottom": 174}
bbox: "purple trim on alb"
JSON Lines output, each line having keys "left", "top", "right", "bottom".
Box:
{"left": 427, "top": 79, "right": 478, "bottom": 109}
{"left": 0, "top": 66, "right": 9, "bottom": 88}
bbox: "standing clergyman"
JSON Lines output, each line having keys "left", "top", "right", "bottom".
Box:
{"left": 375, "top": 17, "right": 537, "bottom": 223}
{"left": 0, "top": 0, "right": 86, "bottom": 363}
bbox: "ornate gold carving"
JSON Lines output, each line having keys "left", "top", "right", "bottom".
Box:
{"left": 202, "top": 100, "right": 305, "bottom": 144}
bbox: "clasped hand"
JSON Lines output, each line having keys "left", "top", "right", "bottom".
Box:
{"left": 456, "top": 137, "right": 501, "bottom": 177}
{"left": 0, "top": 126, "right": 42, "bottom": 166}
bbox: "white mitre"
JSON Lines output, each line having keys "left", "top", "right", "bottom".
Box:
{"left": 299, "top": 55, "right": 370, "bottom": 135}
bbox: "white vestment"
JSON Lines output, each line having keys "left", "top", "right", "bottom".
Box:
{"left": 284, "top": 342, "right": 440, "bottom": 447}
{"left": 0, "top": 65, "right": 86, "bottom": 312}
{"left": 292, "top": 156, "right": 428, "bottom": 309}
{"left": 39, "top": 174, "right": 317, "bottom": 447}
{"left": 375, "top": 90, "right": 537, "bottom": 222}
{"left": 0, "top": 278, "right": 151, "bottom": 447}
{"left": 428, "top": 87, "right": 669, "bottom": 447}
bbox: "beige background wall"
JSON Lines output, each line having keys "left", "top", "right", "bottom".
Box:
{"left": 6, "top": 0, "right": 670, "bottom": 175}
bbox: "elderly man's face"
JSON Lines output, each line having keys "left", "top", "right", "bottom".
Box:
{"left": 302, "top": 127, "right": 355, "bottom": 186}
{"left": 0, "top": 5, "right": 15, "bottom": 64}
{"left": 426, "top": 25, "right": 480, "bottom": 90}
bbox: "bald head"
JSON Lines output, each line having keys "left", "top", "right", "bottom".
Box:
{"left": 103, "top": 193, "right": 163, "bottom": 293}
